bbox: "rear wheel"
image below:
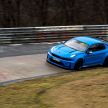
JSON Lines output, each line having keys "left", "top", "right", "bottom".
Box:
{"left": 74, "top": 59, "right": 83, "bottom": 70}
{"left": 103, "top": 56, "right": 108, "bottom": 67}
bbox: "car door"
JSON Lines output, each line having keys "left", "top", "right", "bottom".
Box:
{"left": 84, "top": 43, "right": 106, "bottom": 66}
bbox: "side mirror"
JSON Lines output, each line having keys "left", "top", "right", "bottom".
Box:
{"left": 86, "top": 50, "right": 93, "bottom": 54}
{"left": 61, "top": 41, "right": 65, "bottom": 44}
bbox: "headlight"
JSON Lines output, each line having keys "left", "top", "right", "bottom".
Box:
{"left": 51, "top": 47, "right": 55, "bottom": 52}
{"left": 48, "top": 52, "right": 51, "bottom": 56}
{"left": 71, "top": 54, "right": 76, "bottom": 58}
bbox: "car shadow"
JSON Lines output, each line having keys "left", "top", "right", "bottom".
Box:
{"left": 79, "top": 65, "right": 107, "bottom": 72}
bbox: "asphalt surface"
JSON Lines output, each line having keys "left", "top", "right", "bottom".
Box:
{"left": 0, "top": 42, "right": 57, "bottom": 58}
{"left": 0, "top": 42, "right": 71, "bottom": 85}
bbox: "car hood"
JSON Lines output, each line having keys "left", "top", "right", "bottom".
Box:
{"left": 50, "top": 44, "right": 81, "bottom": 58}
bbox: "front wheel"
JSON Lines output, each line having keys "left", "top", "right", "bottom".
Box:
{"left": 103, "top": 57, "right": 108, "bottom": 67}
{"left": 74, "top": 59, "right": 83, "bottom": 70}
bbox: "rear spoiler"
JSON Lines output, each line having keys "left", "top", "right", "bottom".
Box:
{"left": 98, "top": 36, "right": 108, "bottom": 45}
{"left": 96, "top": 36, "right": 108, "bottom": 41}
{"left": 92, "top": 36, "right": 108, "bottom": 42}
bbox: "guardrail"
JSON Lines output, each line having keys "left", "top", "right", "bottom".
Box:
{"left": 0, "top": 25, "right": 108, "bottom": 44}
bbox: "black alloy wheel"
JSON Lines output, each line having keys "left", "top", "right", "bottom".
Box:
{"left": 74, "top": 59, "right": 83, "bottom": 70}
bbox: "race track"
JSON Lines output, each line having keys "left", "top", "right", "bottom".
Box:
{"left": 0, "top": 43, "right": 71, "bottom": 85}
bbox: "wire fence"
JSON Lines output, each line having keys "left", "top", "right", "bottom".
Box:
{"left": 0, "top": 25, "right": 108, "bottom": 44}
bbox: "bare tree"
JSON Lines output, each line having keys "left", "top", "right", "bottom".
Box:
{"left": 0, "top": 0, "right": 108, "bottom": 27}
{"left": 93, "top": 0, "right": 107, "bottom": 24}
{"left": 59, "top": 0, "right": 75, "bottom": 25}
{"left": 38, "top": 0, "right": 49, "bottom": 26}
{"left": 0, "top": 0, "right": 21, "bottom": 27}
{"left": 103, "top": 0, "right": 108, "bottom": 23}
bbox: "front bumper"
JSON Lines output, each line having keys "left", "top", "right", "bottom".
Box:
{"left": 47, "top": 52, "right": 75, "bottom": 70}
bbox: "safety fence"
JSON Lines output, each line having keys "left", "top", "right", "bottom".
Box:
{"left": 0, "top": 25, "right": 108, "bottom": 44}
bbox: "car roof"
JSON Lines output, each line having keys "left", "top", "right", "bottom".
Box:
{"left": 73, "top": 36, "right": 103, "bottom": 46}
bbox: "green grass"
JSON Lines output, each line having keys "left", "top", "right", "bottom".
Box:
{"left": 0, "top": 67, "right": 108, "bottom": 108}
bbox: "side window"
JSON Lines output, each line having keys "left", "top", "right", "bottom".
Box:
{"left": 97, "top": 44, "right": 105, "bottom": 50}
{"left": 89, "top": 44, "right": 105, "bottom": 52}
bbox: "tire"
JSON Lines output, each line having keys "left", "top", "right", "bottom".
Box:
{"left": 74, "top": 59, "right": 83, "bottom": 70}
{"left": 103, "top": 56, "right": 108, "bottom": 67}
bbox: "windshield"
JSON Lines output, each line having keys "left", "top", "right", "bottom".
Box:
{"left": 64, "top": 39, "right": 88, "bottom": 51}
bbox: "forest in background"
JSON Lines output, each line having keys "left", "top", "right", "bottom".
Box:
{"left": 0, "top": 0, "right": 108, "bottom": 27}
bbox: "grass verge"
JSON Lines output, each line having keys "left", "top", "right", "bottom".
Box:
{"left": 0, "top": 67, "right": 108, "bottom": 108}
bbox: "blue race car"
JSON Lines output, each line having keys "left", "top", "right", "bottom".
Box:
{"left": 47, "top": 36, "right": 108, "bottom": 70}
